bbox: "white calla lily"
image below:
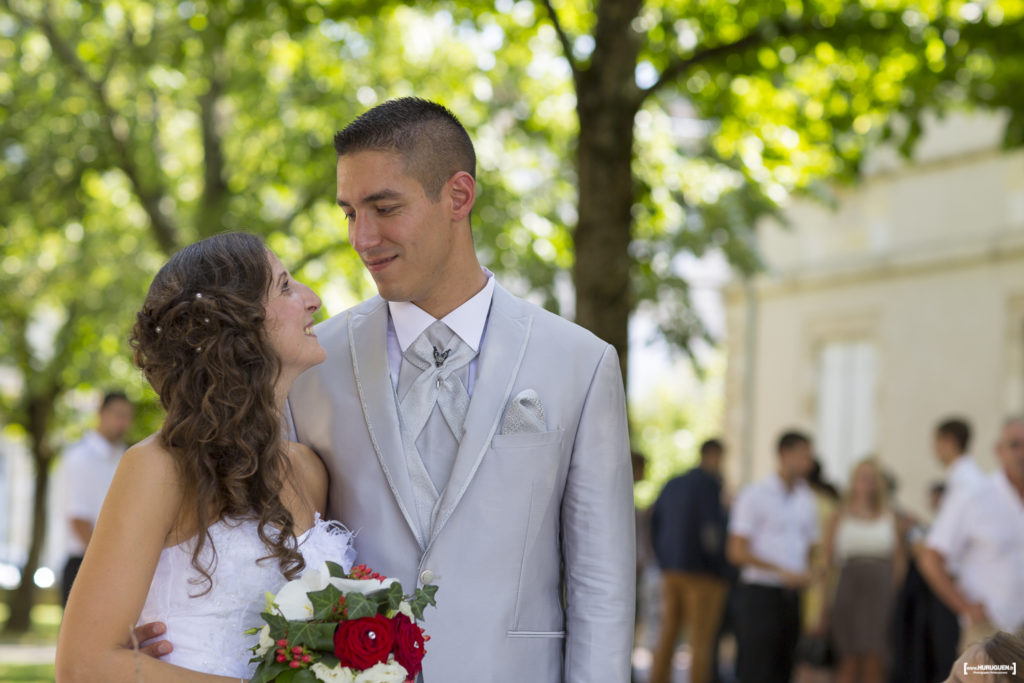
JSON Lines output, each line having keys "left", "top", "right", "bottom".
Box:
{"left": 328, "top": 576, "right": 399, "bottom": 596}
{"left": 273, "top": 566, "right": 330, "bottom": 620}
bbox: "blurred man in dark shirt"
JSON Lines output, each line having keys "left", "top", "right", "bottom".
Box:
{"left": 650, "top": 438, "right": 731, "bottom": 683}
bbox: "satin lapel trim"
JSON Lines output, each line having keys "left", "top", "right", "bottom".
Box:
{"left": 349, "top": 301, "right": 425, "bottom": 549}
{"left": 428, "top": 287, "right": 532, "bottom": 548}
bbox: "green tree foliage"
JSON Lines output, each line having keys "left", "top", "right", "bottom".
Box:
{"left": 0, "top": 0, "right": 572, "bottom": 631}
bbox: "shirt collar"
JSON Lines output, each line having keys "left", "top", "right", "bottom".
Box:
{"left": 388, "top": 269, "right": 495, "bottom": 353}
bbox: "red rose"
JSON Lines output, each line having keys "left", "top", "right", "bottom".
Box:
{"left": 392, "top": 614, "right": 426, "bottom": 679}
{"left": 333, "top": 615, "right": 395, "bottom": 670}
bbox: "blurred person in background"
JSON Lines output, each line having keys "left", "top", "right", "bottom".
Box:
{"left": 821, "top": 458, "right": 904, "bottom": 683}
{"left": 795, "top": 459, "right": 840, "bottom": 682}
{"left": 58, "top": 391, "right": 134, "bottom": 607}
{"left": 921, "top": 417, "right": 1024, "bottom": 651}
{"left": 889, "top": 481, "right": 960, "bottom": 683}
{"left": 650, "top": 438, "right": 730, "bottom": 683}
{"left": 728, "top": 431, "right": 819, "bottom": 683}
{"left": 633, "top": 449, "right": 657, "bottom": 683}
{"left": 931, "top": 418, "right": 985, "bottom": 525}
{"left": 634, "top": 450, "right": 654, "bottom": 597}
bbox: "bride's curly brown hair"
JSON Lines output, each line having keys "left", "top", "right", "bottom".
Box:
{"left": 130, "top": 232, "right": 305, "bottom": 593}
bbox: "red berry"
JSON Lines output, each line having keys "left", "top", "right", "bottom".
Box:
{"left": 277, "top": 639, "right": 288, "bottom": 647}
{"left": 291, "top": 645, "right": 303, "bottom": 655}
{"left": 302, "top": 654, "right": 312, "bottom": 663}
{"left": 290, "top": 660, "right": 301, "bottom": 669}
{"left": 276, "top": 654, "right": 287, "bottom": 663}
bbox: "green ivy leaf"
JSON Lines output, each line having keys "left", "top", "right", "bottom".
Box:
{"left": 343, "top": 592, "right": 377, "bottom": 620}
{"left": 409, "top": 584, "right": 439, "bottom": 621}
{"left": 292, "top": 669, "right": 318, "bottom": 683}
{"left": 262, "top": 611, "right": 289, "bottom": 633}
{"left": 249, "top": 660, "right": 289, "bottom": 683}
{"left": 285, "top": 620, "right": 338, "bottom": 651}
{"left": 366, "top": 581, "right": 403, "bottom": 612}
{"left": 309, "top": 583, "right": 345, "bottom": 620}
{"left": 325, "top": 560, "right": 347, "bottom": 578}
{"left": 318, "top": 653, "right": 341, "bottom": 668}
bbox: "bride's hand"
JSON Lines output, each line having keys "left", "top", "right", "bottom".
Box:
{"left": 120, "top": 621, "right": 173, "bottom": 658}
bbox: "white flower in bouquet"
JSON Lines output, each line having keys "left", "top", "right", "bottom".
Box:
{"left": 397, "top": 601, "right": 413, "bottom": 619}
{"left": 310, "top": 662, "right": 357, "bottom": 683}
{"left": 328, "top": 575, "right": 399, "bottom": 596}
{"left": 353, "top": 660, "right": 408, "bottom": 683}
{"left": 273, "top": 563, "right": 401, "bottom": 621}
{"left": 273, "top": 566, "right": 331, "bottom": 620}
{"left": 254, "top": 624, "right": 275, "bottom": 657}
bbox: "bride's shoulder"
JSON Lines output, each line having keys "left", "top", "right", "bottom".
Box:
{"left": 119, "top": 434, "right": 182, "bottom": 488}
{"left": 125, "top": 433, "right": 174, "bottom": 463}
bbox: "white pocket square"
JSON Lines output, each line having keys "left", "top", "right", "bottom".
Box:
{"left": 501, "top": 389, "right": 546, "bottom": 435}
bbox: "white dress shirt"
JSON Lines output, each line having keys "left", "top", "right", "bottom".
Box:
{"left": 930, "top": 454, "right": 987, "bottom": 575}
{"left": 926, "top": 470, "right": 1024, "bottom": 631}
{"left": 386, "top": 269, "right": 495, "bottom": 396}
{"left": 729, "top": 473, "right": 820, "bottom": 587}
{"left": 944, "top": 454, "right": 987, "bottom": 501}
{"left": 60, "top": 430, "right": 125, "bottom": 556}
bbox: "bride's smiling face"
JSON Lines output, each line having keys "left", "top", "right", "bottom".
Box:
{"left": 263, "top": 250, "right": 325, "bottom": 373}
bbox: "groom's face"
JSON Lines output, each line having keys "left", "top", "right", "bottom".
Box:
{"left": 337, "top": 150, "right": 455, "bottom": 308}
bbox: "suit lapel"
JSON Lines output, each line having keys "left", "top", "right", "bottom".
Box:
{"left": 429, "top": 285, "right": 532, "bottom": 546}
{"left": 348, "top": 299, "right": 426, "bottom": 548}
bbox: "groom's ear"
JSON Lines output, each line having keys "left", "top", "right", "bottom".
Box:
{"left": 447, "top": 171, "right": 476, "bottom": 221}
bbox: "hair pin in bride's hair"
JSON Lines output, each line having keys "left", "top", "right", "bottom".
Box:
{"left": 195, "top": 292, "right": 203, "bottom": 299}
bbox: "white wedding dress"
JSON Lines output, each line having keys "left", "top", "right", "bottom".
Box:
{"left": 138, "top": 514, "right": 355, "bottom": 678}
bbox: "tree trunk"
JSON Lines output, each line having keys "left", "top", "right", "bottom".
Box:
{"left": 4, "top": 450, "right": 52, "bottom": 633}
{"left": 5, "top": 396, "right": 57, "bottom": 633}
{"left": 572, "top": 0, "right": 644, "bottom": 387}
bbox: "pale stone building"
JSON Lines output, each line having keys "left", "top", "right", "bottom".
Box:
{"left": 723, "top": 110, "right": 1024, "bottom": 517}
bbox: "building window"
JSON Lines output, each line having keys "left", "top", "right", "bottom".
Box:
{"left": 816, "top": 340, "right": 878, "bottom": 486}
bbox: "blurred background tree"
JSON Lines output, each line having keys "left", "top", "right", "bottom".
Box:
{"left": 1, "top": 0, "right": 1021, "bottom": 629}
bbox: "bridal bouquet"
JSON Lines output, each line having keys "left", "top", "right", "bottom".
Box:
{"left": 245, "top": 562, "right": 438, "bottom": 683}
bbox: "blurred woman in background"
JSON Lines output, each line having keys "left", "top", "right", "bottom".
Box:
{"left": 822, "top": 458, "right": 904, "bottom": 683}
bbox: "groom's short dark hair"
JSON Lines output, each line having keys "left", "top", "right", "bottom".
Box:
{"left": 334, "top": 97, "right": 476, "bottom": 200}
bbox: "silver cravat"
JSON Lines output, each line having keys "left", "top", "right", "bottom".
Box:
{"left": 397, "top": 321, "right": 476, "bottom": 541}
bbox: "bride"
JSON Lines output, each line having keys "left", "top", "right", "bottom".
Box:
{"left": 56, "top": 232, "right": 354, "bottom": 682}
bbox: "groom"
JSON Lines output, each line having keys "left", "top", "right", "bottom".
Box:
{"left": 288, "top": 98, "right": 635, "bottom": 681}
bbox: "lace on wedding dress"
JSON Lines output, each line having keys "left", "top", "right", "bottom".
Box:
{"left": 138, "top": 513, "right": 355, "bottom": 677}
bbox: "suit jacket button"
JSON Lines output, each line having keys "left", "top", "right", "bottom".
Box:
{"left": 419, "top": 570, "right": 435, "bottom": 585}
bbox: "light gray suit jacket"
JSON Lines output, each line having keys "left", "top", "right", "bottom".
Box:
{"left": 287, "top": 283, "right": 635, "bottom": 682}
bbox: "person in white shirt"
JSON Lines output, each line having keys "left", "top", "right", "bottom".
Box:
{"left": 59, "top": 391, "right": 134, "bottom": 606}
{"left": 921, "top": 417, "right": 1024, "bottom": 651}
{"left": 727, "top": 430, "right": 820, "bottom": 683}
{"left": 932, "top": 417, "right": 986, "bottom": 511}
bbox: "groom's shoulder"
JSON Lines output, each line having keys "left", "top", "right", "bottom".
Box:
{"left": 499, "top": 287, "right": 609, "bottom": 356}
{"left": 314, "top": 296, "right": 386, "bottom": 341}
